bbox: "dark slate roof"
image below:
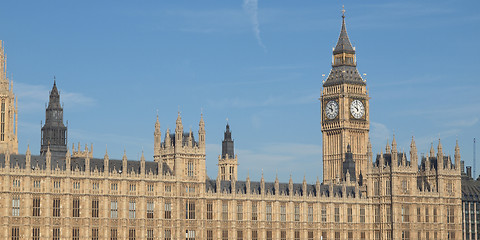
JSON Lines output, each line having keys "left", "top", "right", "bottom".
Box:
{"left": 0, "top": 153, "right": 165, "bottom": 175}
{"left": 374, "top": 152, "right": 410, "bottom": 167}
{"left": 333, "top": 16, "right": 355, "bottom": 55}
{"left": 205, "top": 179, "right": 361, "bottom": 198}
{"left": 323, "top": 66, "right": 365, "bottom": 87}
{"left": 462, "top": 176, "right": 480, "bottom": 202}
{"left": 163, "top": 132, "right": 198, "bottom": 147}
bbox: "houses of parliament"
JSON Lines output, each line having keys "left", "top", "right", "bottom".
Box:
{"left": 0, "top": 12, "right": 465, "bottom": 240}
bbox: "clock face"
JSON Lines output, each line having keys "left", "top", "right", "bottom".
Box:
{"left": 325, "top": 100, "right": 339, "bottom": 119}
{"left": 350, "top": 100, "right": 365, "bottom": 119}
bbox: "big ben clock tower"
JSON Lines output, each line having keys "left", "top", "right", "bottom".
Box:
{"left": 321, "top": 10, "right": 369, "bottom": 183}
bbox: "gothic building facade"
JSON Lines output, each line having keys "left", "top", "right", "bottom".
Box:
{"left": 0, "top": 13, "right": 463, "bottom": 240}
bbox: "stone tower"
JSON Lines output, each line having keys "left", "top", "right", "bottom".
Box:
{"left": 321, "top": 12, "right": 369, "bottom": 183}
{"left": 0, "top": 40, "right": 18, "bottom": 154}
{"left": 40, "top": 80, "right": 67, "bottom": 157}
{"left": 218, "top": 122, "right": 238, "bottom": 181}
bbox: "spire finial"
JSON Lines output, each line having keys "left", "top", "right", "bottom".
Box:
{"left": 342, "top": 5, "right": 346, "bottom": 18}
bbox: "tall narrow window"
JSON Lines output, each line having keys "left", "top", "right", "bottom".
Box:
{"left": 110, "top": 200, "right": 118, "bottom": 218}
{"left": 129, "top": 200, "right": 136, "bottom": 219}
{"left": 252, "top": 230, "right": 258, "bottom": 240}
{"left": 73, "top": 198, "right": 80, "bottom": 218}
{"left": 207, "top": 230, "right": 213, "bottom": 240}
{"left": 251, "top": 202, "right": 257, "bottom": 221}
{"left": 165, "top": 201, "right": 172, "bottom": 219}
{"left": 53, "top": 198, "right": 60, "bottom": 217}
{"left": 72, "top": 228, "right": 79, "bottom": 240}
{"left": 280, "top": 204, "right": 286, "bottom": 222}
{"left": 308, "top": 231, "right": 314, "bottom": 240}
{"left": 308, "top": 204, "right": 313, "bottom": 222}
{"left": 32, "top": 227, "right": 40, "bottom": 240}
{"left": 129, "top": 229, "right": 135, "bottom": 240}
{"left": 186, "top": 200, "right": 195, "bottom": 219}
{"left": 164, "top": 230, "right": 171, "bottom": 240}
{"left": 237, "top": 230, "right": 243, "bottom": 240}
{"left": 375, "top": 206, "right": 380, "bottom": 223}
{"left": 386, "top": 180, "right": 391, "bottom": 195}
{"left": 281, "top": 231, "right": 287, "bottom": 240}
{"left": 386, "top": 205, "right": 392, "bottom": 223}
{"left": 295, "top": 231, "right": 300, "bottom": 240}
{"left": 92, "top": 199, "right": 99, "bottom": 218}
{"left": 222, "top": 230, "right": 228, "bottom": 240}
{"left": 222, "top": 202, "right": 228, "bottom": 221}
{"left": 111, "top": 228, "right": 118, "bottom": 240}
{"left": 360, "top": 206, "right": 365, "bottom": 223}
{"left": 322, "top": 232, "right": 327, "bottom": 240}
{"left": 1, "top": 100, "right": 5, "bottom": 141}
{"left": 433, "top": 208, "right": 437, "bottom": 222}
{"left": 237, "top": 203, "right": 243, "bottom": 220}
{"left": 187, "top": 161, "right": 194, "bottom": 177}
{"left": 53, "top": 228, "right": 60, "bottom": 240}
{"left": 417, "top": 207, "right": 421, "bottom": 222}
{"left": 321, "top": 205, "right": 327, "bottom": 222}
{"left": 348, "top": 231, "right": 353, "bottom": 240}
{"left": 402, "top": 205, "right": 409, "bottom": 222}
{"left": 401, "top": 231, "right": 410, "bottom": 240}
{"left": 266, "top": 203, "right": 272, "bottom": 221}
{"left": 147, "top": 229, "right": 154, "bottom": 240}
{"left": 425, "top": 207, "right": 429, "bottom": 222}
{"left": 267, "top": 230, "right": 272, "bottom": 240}
{"left": 12, "top": 196, "right": 20, "bottom": 216}
{"left": 347, "top": 207, "right": 352, "bottom": 222}
{"left": 186, "top": 230, "right": 195, "bottom": 240}
{"left": 335, "top": 232, "right": 340, "bottom": 240}
{"left": 295, "top": 204, "right": 300, "bottom": 221}
{"left": 92, "top": 228, "right": 99, "bottom": 240}
{"left": 32, "top": 197, "right": 40, "bottom": 217}
{"left": 11, "top": 227, "right": 19, "bottom": 240}
{"left": 207, "top": 202, "right": 213, "bottom": 220}
{"left": 147, "top": 201, "right": 154, "bottom": 219}
{"left": 334, "top": 207, "right": 340, "bottom": 222}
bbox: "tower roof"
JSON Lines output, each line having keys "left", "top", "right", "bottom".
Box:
{"left": 333, "top": 13, "right": 355, "bottom": 55}
{"left": 47, "top": 79, "right": 62, "bottom": 110}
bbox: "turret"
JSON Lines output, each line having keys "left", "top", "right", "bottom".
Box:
{"left": 410, "top": 137, "right": 418, "bottom": 168}
{"left": 429, "top": 143, "right": 435, "bottom": 158}
{"left": 104, "top": 146, "right": 109, "bottom": 175}
{"left": 302, "top": 175, "right": 307, "bottom": 197}
{"left": 41, "top": 80, "right": 68, "bottom": 157}
{"left": 122, "top": 150, "right": 127, "bottom": 176}
{"left": 46, "top": 145, "right": 51, "bottom": 172}
{"left": 437, "top": 139, "right": 443, "bottom": 169}
{"left": 85, "top": 148, "right": 90, "bottom": 174}
{"left": 288, "top": 175, "right": 293, "bottom": 195}
{"left": 260, "top": 172, "right": 265, "bottom": 195}
{"left": 455, "top": 140, "right": 461, "bottom": 170}
{"left": 175, "top": 112, "right": 183, "bottom": 149}
{"left": 218, "top": 122, "right": 238, "bottom": 181}
{"left": 26, "top": 144, "right": 31, "bottom": 170}
{"left": 246, "top": 174, "right": 251, "bottom": 195}
{"left": 274, "top": 174, "right": 279, "bottom": 195}
{"left": 165, "top": 129, "right": 171, "bottom": 147}
{"left": 198, "top": 114, "right": 205, "bottom": 150}
{"left": 140, "top": 151, "right": 146, "bottom": 176}
{"left": 66, "top": 148, "right": 71, "bottom": 172}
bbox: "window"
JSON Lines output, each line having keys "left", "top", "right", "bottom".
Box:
{"left": 147, "top": 229, "right": 154, "bottom": 240}
{"left": 92, "top": 199, "right": 99, "bottom": 218}
{"left": 295, "top": 231, "right": 300, "bottom": 240}
{"left": 386, "top": 180, "right": 391, "bottom": 195}
{"left": 308, "top": 204, "right": 313, "bottom": 222}
{"left": 207, "top": 202, "right": 213, "bottom": 220}
{"left": 111, "top": 183, "right": 118, "bottom": 191}
{"left": 164, "top": 230, "right": 171, "bottom": 240}
{"left": 110, "top": 200, "right": 118, "bottom": 218}
{"left": 347, "top": 207, "right": 352, "bottom": 222}
{"left": 425, "top": 207, "right": 429, "bottom": 222}
{"left": 129, "top": 200, "right": 136, "bottom": 219}
{"left": 11, "top": 227, "right": 19, "bottom": 240}
{"left": 281, "top": 204, "right": 286, "bottom": 222}
{"left": 0, "top": 100, "right": 4, "bottom": 141}
{"left": 222, "top": 230, "right": 228, "bottom": 240}
{"left": 374, "top": 181, "right": 379, "bottom": 195}
{"left": 402, "top": 180, "right": 408, "bottom": 193}
{"left": 237, "top": 230, "right": 243, "bottom": 240}
{"left": 375, "top": 206, "right": 380, "bottom": 223}
{"left": 186, "top": 230, "right": 195, "bottom": 240}
{"left": 111, "top": 228, "right": 118, "bottom": 240}
{"left": 12, "top": 179, "right": 20, "bottom": 188}
{"left": 308, "top": 231, "right": 314, "bottom": 240}
{"left": 266, "top": 203, "right": 272, "bottom": 221}
{"left": 334, "top": 207, "right": 340, "bottom": 222}
{"left": 387, "top": 231, "right": 392, "bottom": 240}
{"left": 281, "top": 231, "right": 287, "bottom": 240}
{"left": 361, "top": 232, "right": 366, "bottom": 240}
{"left": 417, "top": 207, "right": 421, "bottom": 222}
{"left": 447, "top": 207, "right": 454, "bottom": 223}
{"left": 53, "top": 198, "right": 60, "bottom": 217}
{"left": 237, "top": 203, "right": 243, "bottom": 220}
{"left": 165, "top": 201, "right": 172, "bottom": 219}
{"left": 92, "top": 182, "right": 99, "bottom": 190}
{"left": 73, "top": 198, "right": 80, "bottom": 218}
{"left": 222, "top": 202, "right": 228, "bottom": 221}
{"left": 252, "top": 230, "right": 257, "bottom": 240}
{"left": 32, "top": 227, "right": 40, "bottom": 240}
{"left": 251, "top": 202, "right": 257, "bottom": 221}
{"left": 129, "top": 229, "right": 135, "bottom": 240}
{"left": 402, "top": 205, "right": 409, "bottom": 222}
{"left": 53, "top": 228, "right": 60, "bottom": 240}
{"left": 207, "top": 230, "right": 213, "bottom": 240}
{"left": 186, "top": 200, "right": 195, "bottom": 219}
{"left": 33, "top": 180, "right": 41, "bottom": 189}
{"left": 32, "top": 197, "right": 41, "bottom": 217}
{"left": 448, "top": 231, "right": 455, "bottom": 240}
{"left": 322, "top": 232, "right": 327, "bottom": 240}
{"left": 72, "top": 228, "right": 79, "bottom": 240}
{"left": 54, "top": 180, "right": 61, "bottom": 189}
{"left": 360, "top": 206, "right": 365, "bottom": 223}
{"left": 402, "top": 231, "right": 410, "bottom": 240}
{"left": 348, "top": 231, "right": 353, "bottom": 240}
{"left": 147, "top": 184, "right": 154, "bottom": 192}
{"left": 129, "top": 184, "right": 136, "bottom": 192}
{"left": 418, "top": 231, "right": 422, "bottom": 240}
{"left": 295, "top": 204, "right": 300, "bottom": 221}
{"left": 335, "top": 232, "right": 340, "bottom": 240}
{"left": 322, "top": 205, "right": 327, "bottom": 222}
{"left": 386, "top": 205, "right": 392, "bottom": 223}
{"left": 12, "top": 196, "right": 20, "bottom": 216}
{"left": 433, "top": 208, "right": 437, "bottom": 222}
{"left": 267, "top": 230, "right": 272, "bottom": 240}
{"left": 165, "top": 185, "right": 171, "bottom": 193}
{"left": 147, "top": 201, "right": 154, "bottom": 219}
{"left": 73, "top": 181, "right": 80, "bottom": 189}
{"left": 92, "top": 228, "right": 99, "bottom": 240}
{"left": 187, "top": 161, "right": 194, "bottom": 177}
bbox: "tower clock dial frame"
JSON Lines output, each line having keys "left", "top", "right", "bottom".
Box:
{"left": 350, "top": 99, "right": 365, "bottom": 120}
{"left": 324, "top": 100, "right": 339, "bottom": 120}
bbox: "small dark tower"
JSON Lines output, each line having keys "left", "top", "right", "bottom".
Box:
{"left": 40, "top": 80, "right": 67, "bottom": 157}
{"left": 222, "top": 123, "right": 234, "bottom": 159}
{"left": 343, "top": 144, "right": 356, "bottom": 182}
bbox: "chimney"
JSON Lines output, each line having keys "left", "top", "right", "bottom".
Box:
{"left": 467, "top": 166, "right": 472, "bottom": 178}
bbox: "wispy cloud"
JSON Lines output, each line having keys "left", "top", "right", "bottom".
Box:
{"left": 243, "top": 0, "right": 266, "bottom": 51}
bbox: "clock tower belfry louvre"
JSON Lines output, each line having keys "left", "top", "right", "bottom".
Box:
{"left": 321, "top": 12, "right": 369, "bottom": 183}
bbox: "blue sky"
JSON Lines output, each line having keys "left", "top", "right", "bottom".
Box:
{"left": 1, "top": 1, "right": 479, "bottom": 183}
